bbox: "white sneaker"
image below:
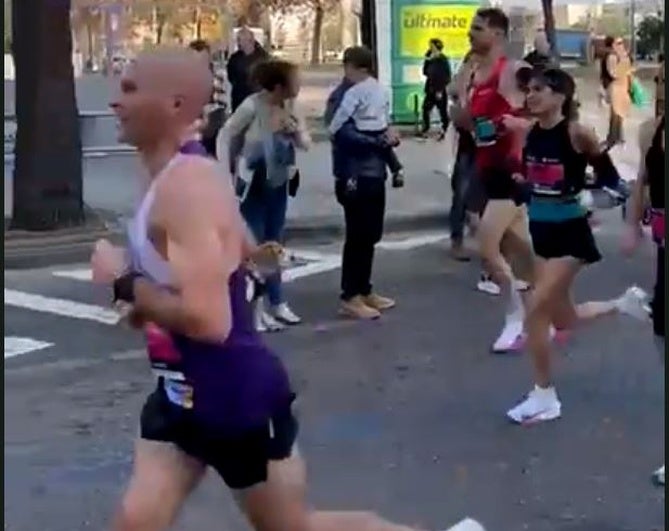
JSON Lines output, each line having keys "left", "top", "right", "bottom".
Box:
{"left": 442, "top": 518, "right": 486, "bottom": 531}
{"left": 514, "top": 279, "right": 530, "bottom": 291}
{"left": 477, "top": 274, "right": 501, "bottom": 296}
{"left": 652, "top": 464, "right": 665, "bottom": 486}
{"left": 492, "top": 318, "right": 524, "bottom": 353}
{"left": 261, "top": 311, "right": 286, "bottom": 332}
{"left": 615, "top": 286, "right": 650, "bottom": 321}
{"left": 254, "top": 303, "right": 285, "bottom": 332}
{"left": 507, "top": 385, "right": 562, "bottom": 424}
{"left": 271, "top": 303, "right": 301, "bottom": 325}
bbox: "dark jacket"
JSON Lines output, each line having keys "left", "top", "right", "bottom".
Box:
{"left": 423, "top": 53, "right": 452, "bottom": 94}
{"left": 523, "top": 50, "right": 556, "bottom": 71}
{"left": 325, "top": 78, "right": 388, "bottom": 180}
{"left": 226, "top": 43, "right": 269, "bottom": 111}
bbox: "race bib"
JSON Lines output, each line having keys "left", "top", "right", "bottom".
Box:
{"left": 164, "top": 380, "right": 194, "bottom": 409}
{"left": 145, "top": 324, "right": 194, "bottom": 409}
{"left": 526, "top": 161, "right": 565, "bottom": 195}
{"left": 473, "top": 117, "right": 497, "bottom": 147}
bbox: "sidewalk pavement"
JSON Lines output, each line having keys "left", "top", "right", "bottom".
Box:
{"left": 3, "top": 103, "right": 652, "bottom": 268}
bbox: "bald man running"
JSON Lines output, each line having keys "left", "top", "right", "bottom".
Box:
{"left": 93, "top": 50, "right": 483, "bottom": 531}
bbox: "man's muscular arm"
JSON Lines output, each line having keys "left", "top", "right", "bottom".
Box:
{"left": 131, "top": 158, "right": 237, "bottom": 341}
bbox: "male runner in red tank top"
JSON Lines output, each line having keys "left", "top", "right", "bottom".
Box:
{"left": 451, "top": 8, "right": 534, "bottom": 352}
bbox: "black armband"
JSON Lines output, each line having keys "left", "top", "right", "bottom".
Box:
{"left": 589, "top": 151, "right": 621, "bottom": 190}
{"left": 113, "top": 271, "right": 144, "bottom": 303}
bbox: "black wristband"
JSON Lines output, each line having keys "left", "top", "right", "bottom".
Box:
{"left": 113, "top": 271, "right": 143, "bottom": 303}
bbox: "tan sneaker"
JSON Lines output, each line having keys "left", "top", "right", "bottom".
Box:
{"left": 339, "top": 296, "right": 381, "bottom": 320}
{"left": 363, "top": 293, "right": 396, "bottom": 311}
{"left": 449, "top": 242, "right": 471, "bottom": 262}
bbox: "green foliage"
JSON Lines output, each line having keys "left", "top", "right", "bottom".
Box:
{"left": 636, "top": 15, "right": 663, "bottom": 57}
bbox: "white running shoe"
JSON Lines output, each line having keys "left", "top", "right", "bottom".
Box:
{"left": 615, "top": 286, "right": 650, "bottom": 321}
{"left": 492, "top": 317, "right": 524, "bottom": 353}
{"left": 477, "top": 274, "right": 501, "bottom": 296}
{"left": 507, "top": 385, "right": 562, "bottom": 424}
{"left": 514, "top": 279, "right": 530, "bottom": 291}
{"left": 442, "top": 518, "right": 486, "bottom": 531}
{"left": 652, "top": 464, "right": 665, "bottom": 486}
{"left": 271, "top": 303, "right": 302, "bottom": 325}
{"left": 254, "top": 303, "right": 286, "bottom": 332}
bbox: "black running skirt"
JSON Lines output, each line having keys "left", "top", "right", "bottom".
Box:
{"left": 529, "top": 217, "right": 601, "bottom": 264}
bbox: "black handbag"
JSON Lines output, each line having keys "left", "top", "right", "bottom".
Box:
{"left": 288, "top": 168, "right": 300, "bottom": 197}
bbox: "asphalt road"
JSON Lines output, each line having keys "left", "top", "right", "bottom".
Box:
{"left": 4, "top": 215, "right": 665, "bottom": 531}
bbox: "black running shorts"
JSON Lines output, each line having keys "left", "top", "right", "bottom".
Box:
{"left": 140, "top": 384, "right": 299, "bottom": 489}
{"left": 529, "top": 217, "right": 602, "bottom": 264}
{"left": 652, "top": 247, "right": 665, "bottom": 338}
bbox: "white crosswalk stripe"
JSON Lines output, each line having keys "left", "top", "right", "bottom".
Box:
{"left": 4, "top": 288, "right": 121, "bottom": 325}
{"left": 4, "top": 337, "right": 54, "bottom": 359}
{"left": 4, "top": 235, "right": 451, "bottom": 361}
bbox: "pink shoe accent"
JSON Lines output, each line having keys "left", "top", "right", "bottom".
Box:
{"left": 508, "top": 334, "right": 526, "bottom": 351}
{"left": 553, "top": 329, "right": 571, "bottom": 345}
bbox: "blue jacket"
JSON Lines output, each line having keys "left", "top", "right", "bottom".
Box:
{"left": 325, "top": 78, "right": 388, "bottom": 180}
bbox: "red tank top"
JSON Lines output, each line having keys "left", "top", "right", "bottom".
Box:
{"left": 469, "top": 57, "right": 522, "bottom": 171}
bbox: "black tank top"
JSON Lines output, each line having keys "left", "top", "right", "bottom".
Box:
{"left": 645, "top": 117, "right": 665, "bottom": 209}
{"left": 524, "top": 119, "right": 588, "bottom": 198}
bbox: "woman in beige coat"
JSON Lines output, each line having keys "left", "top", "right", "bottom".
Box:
{"left": 602, "top": 36, "right": 633, "bottom": 146}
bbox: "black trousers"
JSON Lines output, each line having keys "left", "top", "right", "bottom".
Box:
{"left": 449, "top": 134, "right": 476, "bottom": 243}
{"left": 335, "top": 178, "right": 386, "bottom": 300}
{"left": 606, "top": 111, "right": 624, "bottom": 146}
{"left": 422, "top": 91, "right": 449, "bottom": 133}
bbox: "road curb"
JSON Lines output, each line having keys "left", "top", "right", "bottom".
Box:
{"left": 3, "top": 209, "right": 448, "bottom": 270}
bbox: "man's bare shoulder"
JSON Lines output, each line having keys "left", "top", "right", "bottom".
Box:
{"left": 155, "top": 156, "right": 234, "bottom": 223}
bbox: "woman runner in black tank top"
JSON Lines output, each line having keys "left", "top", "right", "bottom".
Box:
{"left": 506, "top": 68, "right": 648, "bottom": 426}
{"left": 622, "top": 114, "right": 665, "bottom": 486}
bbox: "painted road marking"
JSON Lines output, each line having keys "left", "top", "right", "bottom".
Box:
{"left": 4, "top": 289, "right": 121, "bottom": 325}
{"left": 445, "top": 518, "right": 486, "bottom": 531}
{"left": 51, "top": 236, "right": 448, "bottom": 285}
{"left": 377, "top": 233, "right": 448, "bottom": 251}
{"left": 4, "top": 336, "right": 54, "bottom": 359}
{"left": 52, "top": 268, "right": 92, "bottom": 281}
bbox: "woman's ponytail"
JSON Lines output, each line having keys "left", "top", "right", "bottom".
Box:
{"left": 562, "top": 96, "right": 579, "bottom": 121}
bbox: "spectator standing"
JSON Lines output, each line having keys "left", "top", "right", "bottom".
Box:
{"left": 188, "top": 39, "right": 227, "bottom": 158}
{"left": 420, "top": 38, "right": 452, "bottom": 140}
{"left": 325, "top": 47, "right": 397, "bottom": 320}
{"left": 217, "top": 60, "right": 310, "bottom": 332}
{"left": 446, "top": 49, "right": 478, "bottom": 261}
{"left": 600, "top": 35, "right": 633, "bottom": 146}
{"left": 227, "top": 27, "right": 269, "bottom": 112}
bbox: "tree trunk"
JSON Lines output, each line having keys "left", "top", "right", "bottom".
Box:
{"left": 11, "top": 0, "right": 84, "bottom": 231}
{"left": 85, "top": 16, "right": 94, "bottom": 69}
{"left": 153, "top": 5, "right": 165, "bottom": 45}
{"left": 541, "top": 0, "right": 558, "bottom": 61}
{"left": 310, "top": 3, "right": 324, "bottom": 65}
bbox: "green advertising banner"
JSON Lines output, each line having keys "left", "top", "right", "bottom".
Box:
{"left": 390, "top": 0, "right": 479, "bottom": 123}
